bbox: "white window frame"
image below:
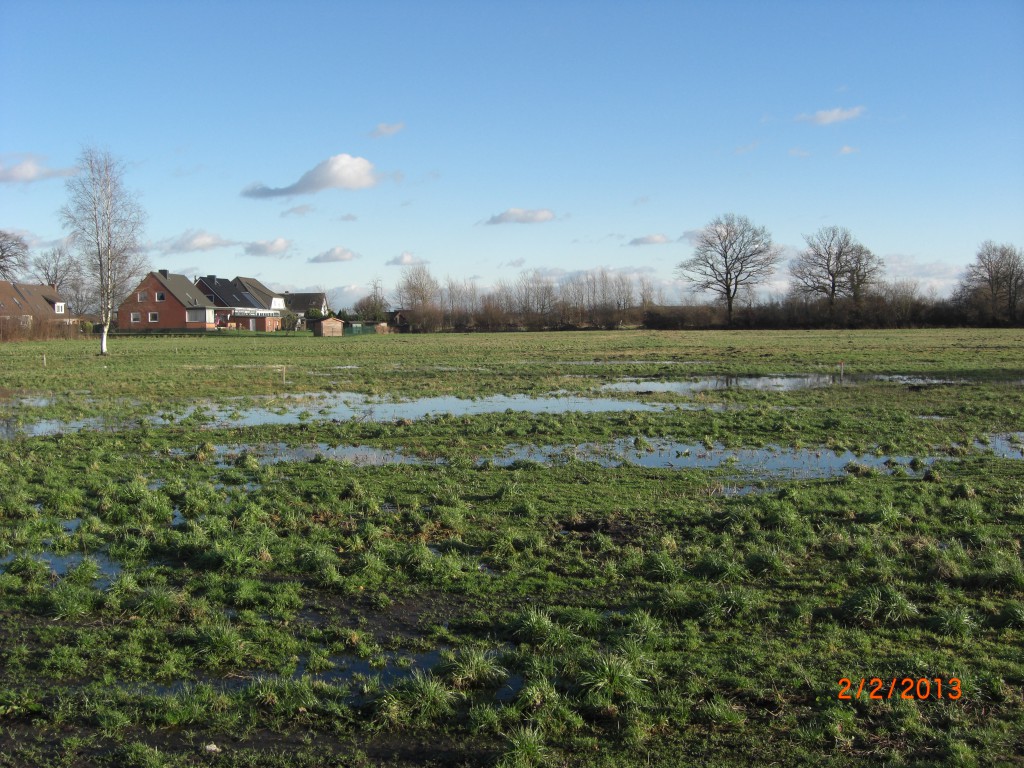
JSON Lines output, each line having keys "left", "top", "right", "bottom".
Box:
{"left": 55, "top": 303, "right": 65, "bottom": 314}
{"left": 148, "top": 311, "right": 159, "bottom": 323}
{"left": 130, "top": 312, "right": 141, "bottom": 323}
{"left": 137, "top": 291, "right": 149, "bottom": 302}
{"left": 155, "top": 291, "right": 166, "bottom": 302}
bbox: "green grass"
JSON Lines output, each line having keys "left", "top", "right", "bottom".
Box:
{"left": 0, "top": 329, "right": 1021, "bottom": 766}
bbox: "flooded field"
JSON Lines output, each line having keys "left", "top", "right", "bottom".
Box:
{"left": 1, "top": 330, "right": 1022, "bottom": 767}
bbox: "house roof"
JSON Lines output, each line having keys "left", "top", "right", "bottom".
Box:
{"left": 151, "top": 271, "right": 214, "bottom": 308}
{"left": 196, "top": 275, "right": 262, "bottom": 309}
{"left": 0, "top": 282, "right": 67, "bottom": 318}
{"left": 283, "top": 292, "right": 328, "bottom": 313}
{"left": 231, "top": 276, "right": 281, "bottom": 310}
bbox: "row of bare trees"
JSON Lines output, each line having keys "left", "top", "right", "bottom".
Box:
{"left": 358, "top": 214, "right": 1020, "bottom": 331}
{"left": 673, "top": 213, "right": 1021, "bottom": 328}
{"left": 369, "top": 264, "right": 666, "bottom": 332}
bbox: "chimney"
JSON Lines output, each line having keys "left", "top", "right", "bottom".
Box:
{"left": 159, "top": 269, "right": 168, "bottom": 278}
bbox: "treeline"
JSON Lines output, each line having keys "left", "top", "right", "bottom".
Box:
{"left": 361, "top": 259, "right": 1021, "bottom": 334}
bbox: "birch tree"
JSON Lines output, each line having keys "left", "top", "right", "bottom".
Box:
{"left": 60, "top": 147, "right": 148, "bottom": 354}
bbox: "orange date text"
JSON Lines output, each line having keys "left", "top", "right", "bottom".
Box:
{"left": 837, "top": 677, "right": 961, "bottom": 701}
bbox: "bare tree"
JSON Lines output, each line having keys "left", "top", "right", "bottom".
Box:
{"left": 956, "top": 241, "right": 1023, "bottom": 324}
{"left": 0, "top": 230, "right": 29, "bottom": 280}
{"left": 60, "top": 147, "right": 148, "bottom": 353}
{"left": 354, "top": 277, "right": 390, "bottom": 322}
{"left": 393, "top": 264, "right": 442, "bottom": 331}
{"left": 444, "top": 275, "right": 478, "bottom": 329}
{"left": 844, "top": 243, "right": 885, "bottom": 308}
{"left": 676, "top": 213, "right": 782, "bottom": 325}
{"left": 790, "top": 226, "right": 883, "bottom": 318}
{"left": 29, "top": 244, "right": 81, "bottom": 296}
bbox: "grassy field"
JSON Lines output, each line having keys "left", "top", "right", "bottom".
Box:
{"left": 0, "top": 330, "right": 1022, "bottom": 766}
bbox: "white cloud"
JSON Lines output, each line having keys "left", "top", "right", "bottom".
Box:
{"left": 245, "top": 238, "right": 292, "bottom": 258}
{"left": 281, "top": 204, "right": 315, "bottom": 218}
{"left": 789, "top": 147, "right": 811, "bottom": 157}
{"left": 371, "top": 122, "right": 405, "bottom": 137}
{"left": 797, "top": 106, "right": 866, "bottom": 125}
{"left": 485, "top": 208, "right": 556, "bottom": 225}
{"left": 883, "top": 253, "right": 961, "bottom": 296}
{"left": 0, "top": 153, "right": 75, "bottom": 183}
{"left": 242, "top": 153, "right": 379, "bottom": 198}
{"left": 628, "top": 234, "right": 670, "bottom": 246}
{"left": 502, "top": 257, "right": 527, "bottom": 268}
{"left": 386, "top": 251, "right": 427, "bottom": 266}
{"left": 309, "top": 246, "right": 359, "bottom": 263}
{"left": 839, "top": 145, "right": 859, "bottom": 155}
{"left": 336, "top": 213, "right": 358, "bottom": 222}
{"left": 734, "top": 140, "right": 759, "bottom": 155}
{"left": 162, "top": 229, "right": 237, "bottom": 253}
{"left": 679, "top": 230, "right": 703, "bottom": 246}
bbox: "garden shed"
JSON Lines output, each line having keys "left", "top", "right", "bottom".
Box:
{"left": 313, "top": 317, "right": 345, "bottom": 337}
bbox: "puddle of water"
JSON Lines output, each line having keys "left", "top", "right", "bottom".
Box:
{"left": 488, "top": 438, "right": 935, "bottom": 481}
{"left": 544, "top": 360, "right": 705, "bottom": 366}
{"left": 601, "top": 373, "right": 1023, "bottom": 396}
{"left": 208, "top": 393, "right": 667, "bottom": 427}
{"left": 62, "top": 518, "right": 83, "bottom": 534}
{"left": 301, "top": 648, "right": 444, "bottom": 688}
{"left": 168, "top": 443, "right": 430, "bottom": 467}
{"left": 978, "top": 433, "right": 1024, "bottom": 458}
{"left": 0, "top": 416, "right": 106, "bottom": 439}
{"left": 600, "top": 374, "right": 841, "bottom": 394}
{"left": 160, "top": 433, "right": 1022, "bottom": 479}
{"left": 0, "top": 551, "right": 122, "bottom": 587}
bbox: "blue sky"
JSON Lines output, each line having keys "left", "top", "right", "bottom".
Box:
{"left": 2, "top": 0, "right": 1023, "bottom": 308}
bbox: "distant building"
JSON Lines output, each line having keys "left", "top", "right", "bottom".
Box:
{"left": 283, "top": 292, "right": 330, "bottom": 318}
{"left": 0, "top": 282, "right": 70, "bottom": 333}
{"left": 116, "top": 270, "right": 216, "bottom": 331}
{"left": 195, "top": 275, "right": 282, "bottom": 332}
{"left": 231, "top": 276, "right": 288, "bottom": 313}
{"left": 311, "top": 316, "right": 345, "bottom": 337}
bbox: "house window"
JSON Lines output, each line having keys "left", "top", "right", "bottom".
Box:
{"left": 148, "top": 312, "right": 159, "bottom": 323}
{"left": 155, "top": 291, "right": 166, "bottom": 302}
{"left": 55, "top": 303, "right": 65, "bottom": 314}
{"left": 130, "top": 312, "right": 141, "bottom": 323}
{"left": 138, "top": 291, "right": 149, "bottom": 302}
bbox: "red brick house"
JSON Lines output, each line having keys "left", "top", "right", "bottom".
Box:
{"left": 116, "top": 270, "right": 216, "bottom": 331}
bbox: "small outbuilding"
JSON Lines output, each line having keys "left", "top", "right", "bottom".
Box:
{"left": 312, "top": 317, "right": 345, "bottom": 337}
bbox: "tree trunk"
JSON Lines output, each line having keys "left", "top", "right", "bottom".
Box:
{"left": 100, "top": 323, "right": 109, "bottom": 355}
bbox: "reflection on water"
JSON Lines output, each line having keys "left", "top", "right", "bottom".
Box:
{"left": 0, "top": 550, "right": 122, "bottom": 587}
{"left": 159, "top": 434, "right": 1023, "bottom": 478}
{"left": 600, "top": 374, "right": 842, "bottom": 394}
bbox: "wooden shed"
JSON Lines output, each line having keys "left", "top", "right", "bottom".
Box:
{"left": 312, "top": 317, "right": 345, "bottom": 337}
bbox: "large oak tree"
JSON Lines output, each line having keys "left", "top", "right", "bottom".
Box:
{"left": 676, "top": 213, "right": 782, "bottom": 325}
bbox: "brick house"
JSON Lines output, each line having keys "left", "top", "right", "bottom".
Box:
{"left": 0, "top": 282, "right": 70, "bottom": 335}
{"left": 195, "top": 275, "right": 282, "bottom": 332}
{"left": 116, "top": 270, "right": 216, "bottom": 331}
